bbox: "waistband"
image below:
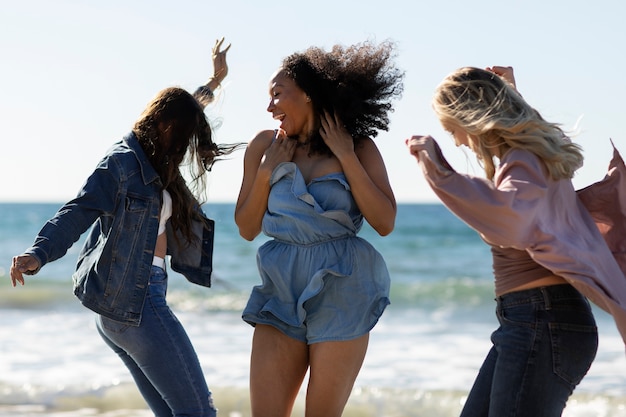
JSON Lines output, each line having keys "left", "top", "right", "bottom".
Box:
{"left": 496, "top": 284, "right": 584, "bottom": 309}
{"left": 152, "top": 256, "right": 165, "bottom": 269}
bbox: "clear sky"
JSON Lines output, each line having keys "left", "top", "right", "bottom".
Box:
{"left": 1, "top": 0, "right": 625, "bottom": 203}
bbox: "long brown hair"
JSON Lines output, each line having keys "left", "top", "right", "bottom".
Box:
{"left": 133, "top": 87, "right": 241, "bottom": 243}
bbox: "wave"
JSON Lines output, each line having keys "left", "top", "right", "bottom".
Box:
{"left": 0, "top": 383, "right": 624, "bottom": 417}
{"left": 0, "top": 275, "right": 496, "bottom": 314}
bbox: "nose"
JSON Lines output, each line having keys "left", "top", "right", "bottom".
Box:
{"left": 267, "top": 98, "right": 275, "bottom": 113}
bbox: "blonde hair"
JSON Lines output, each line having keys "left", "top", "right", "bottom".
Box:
{"left": 433, "top": 67, "right": 583, "bottom": 180}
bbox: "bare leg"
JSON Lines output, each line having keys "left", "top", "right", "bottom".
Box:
{"left": 305, "top": 333, "right": 369, "bottom": 417}
{"left": 250, "top": 324, "right": 309, "bottom": 417}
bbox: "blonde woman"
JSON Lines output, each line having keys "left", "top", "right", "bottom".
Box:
{"left": 407, "top": 66, "right": 626, "bottom": 416}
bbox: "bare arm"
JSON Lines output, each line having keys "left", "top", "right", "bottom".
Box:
{"left": 320, "top": 112, "right": 396, "bottom": 236}
{"left": 194, "top": 37, "right": 231, "bottom": 108}
{"left": 234, "top": 129, "right": 296, "bottom": 240}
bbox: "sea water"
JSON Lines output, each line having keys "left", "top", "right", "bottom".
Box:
{"left": 0, "top": 203, "right": 625, "bottom": 417}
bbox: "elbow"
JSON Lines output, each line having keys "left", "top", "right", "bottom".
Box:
{"left": 376, "top": 223, "right": 394, "bottom": 237}
{"left": 235, "top": 217, "right": 261, "bottom": 241}
{"left": 375, "top": 205, "right": 397, "bottom": 236}
{"left": 372, "top": 217, "right": 395, "bottom": 237}
{"left": 239, "top": 229, "right": 258, "bottom": 241}
{"left": 234, "top": 210, "right": 260, "bottom": 241}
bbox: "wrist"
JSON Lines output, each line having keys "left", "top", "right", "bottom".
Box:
{"left": 207, "top": 77, "right": 222, "bottom": 91}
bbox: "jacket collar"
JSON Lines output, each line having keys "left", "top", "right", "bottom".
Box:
{"left": 124, "top": 132, "right": 161, "bottom": 186}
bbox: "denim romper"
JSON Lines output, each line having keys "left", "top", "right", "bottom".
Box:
{"left": 242, "top": 162, "right": 390, "bottom": 344}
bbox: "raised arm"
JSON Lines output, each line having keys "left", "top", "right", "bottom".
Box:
{"left": 407, "top": 135, "right": 547, "bottom": 248}
{"left": 320, "top": 112, "right": 396, "bottom": 236}
{"left": 194, "top": 37, "right": 231, "bottom": 108}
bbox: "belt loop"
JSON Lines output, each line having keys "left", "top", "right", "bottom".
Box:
{"left": 540, "top": 287, "right": 552, "bottom": 310}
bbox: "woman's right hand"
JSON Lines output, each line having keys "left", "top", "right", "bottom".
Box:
{"left": 406, "top": 135, "right": 437, "bottom": 161}
{"left": 406, "top": 135, "right": 454, "bottom": 172}
{"left": 260, "top": 129, "right": 297, "bottom": 172}
{"left": 10, "top": 254, "right": 39, "bottom": 287}
{"left": 235, "top": 129, "right": 296, "bottom": 241}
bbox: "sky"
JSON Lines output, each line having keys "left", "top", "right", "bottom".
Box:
{"left": 1, "top": 0, "right": 625, "bottom": 204}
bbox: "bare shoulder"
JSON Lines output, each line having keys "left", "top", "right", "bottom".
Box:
{"left": 250, "top": 129, "right": 276, "bottom": 146}
{"left": 245, "top": 129, "right": 275, "bottom": 153}
{"left": 354, "top": 137, "right": 383, "bottom": 160}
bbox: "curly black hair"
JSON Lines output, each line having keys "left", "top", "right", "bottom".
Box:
{"left": 281, "top": 39, "right": 404, "bottom": 156}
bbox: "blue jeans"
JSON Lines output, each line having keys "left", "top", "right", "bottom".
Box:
{"left": 96, "top": 266, "right": 216, "bottom": 417}
{"left": 460, "top": 284, "right": 598, "bottom": 417}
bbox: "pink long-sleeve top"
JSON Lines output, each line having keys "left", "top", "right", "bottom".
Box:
{"left": 416, "top": 143, "right": 626, "bottom": 345}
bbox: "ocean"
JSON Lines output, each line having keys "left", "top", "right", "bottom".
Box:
{"left": 0, "top": 202, "right": 625, "bottom": 417}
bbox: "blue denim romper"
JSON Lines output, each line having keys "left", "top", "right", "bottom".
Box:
{"left": 242, "top": 162, "right": 390, "bottom": 344}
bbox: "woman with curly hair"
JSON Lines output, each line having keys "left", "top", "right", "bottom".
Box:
{"left": 407, "top": 66, "right": 626, "bottom": 416}
{"left": 10, "top": 38, "right": 242, "bottom": 417}
{"left": 235, "top": 40, "right": 404, "bottom": 417}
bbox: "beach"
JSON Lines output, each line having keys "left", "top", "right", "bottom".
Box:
{"left": 1, "top": 203, "right": 625, "bottom": 416}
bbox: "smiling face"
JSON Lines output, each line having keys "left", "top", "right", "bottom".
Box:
{"left": 267, "top": 69, "right": 314, "bottom": 139}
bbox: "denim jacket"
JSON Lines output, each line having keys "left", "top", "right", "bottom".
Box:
{"left": 24, "top": 132, "right": 214, "bottom": 326}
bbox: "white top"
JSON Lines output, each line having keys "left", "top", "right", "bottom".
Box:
{"left": 158, "top": 189, "right": 172, "bottom": 235}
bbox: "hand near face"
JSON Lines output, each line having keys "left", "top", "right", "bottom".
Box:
{"left": 406, "top": 135, "right": 454, "bottom": 171}
{"left": 406, "top": 135, "right": 437, "bottom": 160}
{"left": 10, "top": 254, "right": 39, "bottom": 287}
{"left": 319, "top": 111, "right": 355, "bottom": 159}
{"left": 261, "top": 129, "right": 296, "bottom": 170}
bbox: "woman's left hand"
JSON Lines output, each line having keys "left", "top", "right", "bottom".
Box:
{"left": 319, "top": 111, "right": 354, "bottom": 159}
{"left": 211, "top": 37, "right": 231, "bottom": 85}
{"left": 486, "top": 66, "right": 516, "bottom": 90}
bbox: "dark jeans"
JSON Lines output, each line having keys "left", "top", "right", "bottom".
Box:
{"left": 96, "top": 266, "right": 216, "bottom": 417}
{"left": 460, "top": 284, "right": 598, "bottom": 417}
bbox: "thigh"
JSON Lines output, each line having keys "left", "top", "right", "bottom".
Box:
{"left": 306, "top": 334, "right": 369, "bottom": 417}
{"left": 489, "top": 298, "right": 597, "bottom": 417}
{"left": 96, "top": 315, "right": 173, "bottom": 417}
{"left": 460, "top": 345, "right": 498, "bottom": 417}
{"left": 99, "top": 294, "right": 213, "bottom": 416}
{"left": 250, "top": 324, "right": 309, "bottom": 417}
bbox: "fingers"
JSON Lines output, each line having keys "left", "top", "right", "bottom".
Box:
{"left": 10, "top": 256, "right": 28, "bottom": 287}
{"left": 486, "top": 66, "right": 516, "bottom": 87}
{"left": 12, "top": 255, "right": 38, "bottom": 272}
{"left": 213, "top": 37, "right": 231, "bottom": 56}
{"left": 406, "top": 134, "right": 429, "bottom": 146}
{"left": 405, "top": 135, "right": 434, "bottom": 159}
{"left": 486, "top": 65, "right": 511, "bottom": 75}
{"left": 213, "top": 37, "right": 224, "bottom": 53}
{"left": 270, "top": 131, "right": 296, "bottom": 155}
{"left": 319, "top": 110, "right": 347, "bottom": 137}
